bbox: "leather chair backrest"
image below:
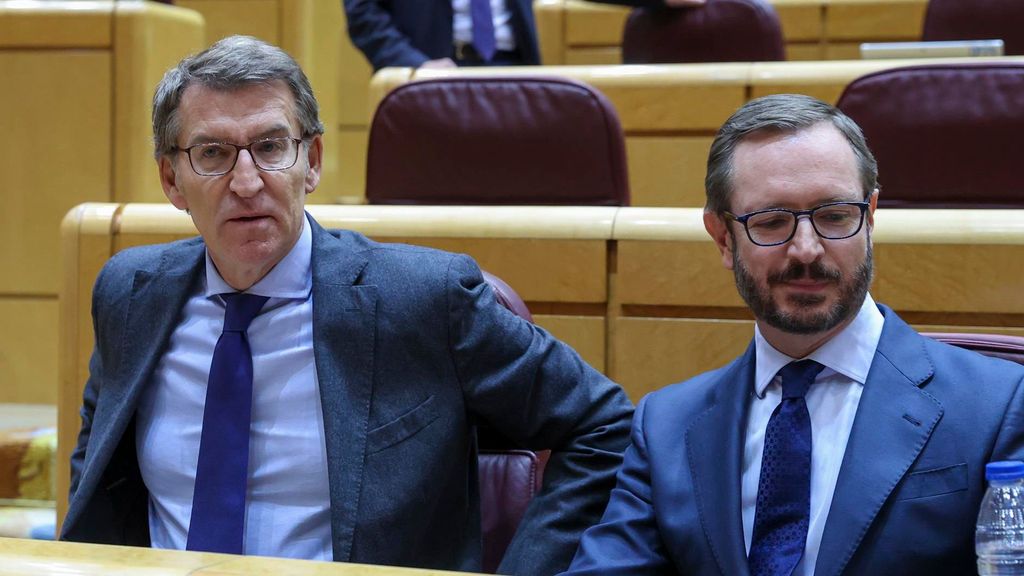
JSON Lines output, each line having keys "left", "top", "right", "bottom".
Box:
{"left": 367, "top": 76, "right": 629, "bottom": 205}
{"left": 478, "top": 450, "right": 549, "bottom": 573}
{"left": 835, "top": 63, "right": 1024, "bottom": 208}
{"left": 923, "top": 0, "right": 1024, "bottom": 55}
{"left": 622, "top": 0, "right": 785, "bottom": 64}
{"left": 924, "top": 333, "right": 1024, "bottom": 366}
{"left": 482, "top": 270, "right": 533, "bottom": 323}
{"left": 477, "top": 270, "right": 546, "bottom": 573}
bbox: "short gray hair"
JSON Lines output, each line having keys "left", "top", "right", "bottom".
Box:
{"left": 152, "top": 35, "right": 324, "bottom": 159}
{"left": 704, "top": 94, "right": 877, "bottom": 213}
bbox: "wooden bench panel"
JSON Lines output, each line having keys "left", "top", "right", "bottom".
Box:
{"left": 0, "top": 3, "right": 201, "bottom": 409}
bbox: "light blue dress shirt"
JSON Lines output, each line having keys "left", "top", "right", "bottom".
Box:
{"left": 742, "top": 293, "right": 884, "bottom": 576}
{"left": 136, "top": 214, "right": 332, "bottom": 560}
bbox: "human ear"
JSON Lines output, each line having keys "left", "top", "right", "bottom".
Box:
{"left": 703, "top": 211, "right": 735, "bottom": 270}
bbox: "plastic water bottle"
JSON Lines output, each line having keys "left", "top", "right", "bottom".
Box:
{"left": 977, "top": 461, "right": 1024, "bottom": 574}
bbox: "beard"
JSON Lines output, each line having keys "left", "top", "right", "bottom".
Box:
{"left": 733, "top": 243, "right": 873, "bottom": 335}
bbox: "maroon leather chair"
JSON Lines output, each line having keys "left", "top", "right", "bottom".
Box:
{"left": 835, "top": 63, "right": 1024, "bottom": 208}
{"left": 366, "top": 76, "right": 629, "bottom": 206}
{"left": 923, "top": 0, "right": 1024, "bottom": 55}
{"left": 622, "top": 0, "right": 785, "bottom": 64}
{"left": 478, "top": 270, "right": 547, "bottom": 573}
{"left": 924, "top": 333, "right": 1024, "bottom": 366}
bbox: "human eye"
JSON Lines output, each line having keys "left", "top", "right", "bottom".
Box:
{"left": 748, "top": 211, "right": 791, "bottom": 230}
{"left": 197, "top": 143, "right": 229, "bottom": 160}
{"left": 254, "top": 138, "right": 287, "bottom": 154}
{"left": 816, "top": 205, "right": 856, "bottom": 224}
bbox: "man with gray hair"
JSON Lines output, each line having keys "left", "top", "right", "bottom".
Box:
{"left": 61, "top": 35, "right": 633, "bottom": 575}
{"left": 565, "top": 94, "right": 1024, "bottom": 575}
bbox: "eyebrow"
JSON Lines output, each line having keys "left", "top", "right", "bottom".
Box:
{"left": 746, "top": 195, "right": 864, "bottom": 213}
{"left": 185, "top": 124, "right": 294, "bottom": 147}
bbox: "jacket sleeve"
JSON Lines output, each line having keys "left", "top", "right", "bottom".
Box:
{"left": 444, "top": 254, "right": 634, "bottom": 575}
{"left": 560, "top": 396, "right": 675, "bottom": 575}
{"left": 343, "top": 0, "right": 432, "bottom": 70}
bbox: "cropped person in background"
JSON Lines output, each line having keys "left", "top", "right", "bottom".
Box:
{"left": 344, "top": 0, "right": 707, "bottom": 70}
{"left": 60, "top": 35, "right": 633, "bottom": 575}
{"left": 565, "top": 94, "right": 1024, "bottom": 575}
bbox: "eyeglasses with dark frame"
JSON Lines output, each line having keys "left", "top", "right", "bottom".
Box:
{"left": 173, "top": 136, "right": 304, "bottom": 176}
{"left": 723, "top": 201, "right": 871, "bottom": 247}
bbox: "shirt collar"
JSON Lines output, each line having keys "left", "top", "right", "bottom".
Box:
{"left": 753, "top": 293, "right": 884, "bottom": 398}
{"left": 204, "top": 212, "right": 313, "bottom": 299}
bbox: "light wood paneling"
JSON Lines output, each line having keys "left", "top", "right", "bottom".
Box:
{"left": 411, "top": 63, "right": 748, "bottom": 132}
{"left": 786, "top": 43, "right": 826, "bottom": 60}
{"left": 626, "top": 137, "right": 714, "bottom": 207}
{"left": 616, "top": 240, "right": 741, "bottom": 307}
{"left": 825, "top": 0, "right": 926, "bottom": 41}
{"left": 875, "top": 244, "right": 1024, "bottom": 314}
{"left": 0, "top": 298, "right": 58, "bottom": 404}
{"left": 565, "top": 47, "right": 621, "bottom": 65}
{"left": 379, "top": 238, "right": 608, "bottom": 304}
{"left": 588, "top": 63, "right": 748, "bottom": 132}
{"left": 112, "top": 1, "right": 206, "bottom": 204}
{"left": 535, "top": 0, "right": 567, "bottom": 65}
{"left": 534, "top": 315, "right": 606, "bottom": 373}
{"left": 177, "top": 0, "right": 280, "bottom": 43}
{"left": 1, "top": 52, "right": 110, "bottom": 296}
{"left": 613, "top": 317, "right": 753, "bottom": 401}
{"left": 58, "top": 203, "right": 119, "bottom": 526}
{"left": 0, "top": 1, "right": 112, "bottom": 47}
{"left": 774, "top": 0, "right": 823, "bottom": 41}
{"left": 564, "top": 0, "right": 629, "bottom": 45}
{"left": 335, "top": 127, "right": 370, "bottom": 205}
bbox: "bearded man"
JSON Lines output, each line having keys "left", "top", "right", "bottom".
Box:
{"left": 563, "top": 94, "right": 1024, "bottom": 576}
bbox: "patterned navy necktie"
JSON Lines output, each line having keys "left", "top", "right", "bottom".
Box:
{"left": 470, "top": 0, "right": 497, "bottom": 61}
{"left": 748, "top": 359, "right": 826, "bottom": 576}
{"left": 186, "top": 293, "right": 269, "bottom": 554}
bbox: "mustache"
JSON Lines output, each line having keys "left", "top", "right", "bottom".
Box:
{"left": 768, "top": 261, "right": 841, "bottom": 285}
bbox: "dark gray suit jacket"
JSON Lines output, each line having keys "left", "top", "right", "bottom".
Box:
{"left": 62, "top": 216, "right": 633, "bottom": 575}
{"left": 567, "top": 305, "right": 1024, "bottom": 575}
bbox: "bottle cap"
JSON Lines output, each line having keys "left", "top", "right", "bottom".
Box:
{"left": 986, "top": 461, "right": 1024, "bottom": 481}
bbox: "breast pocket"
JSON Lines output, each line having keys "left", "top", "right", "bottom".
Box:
{"left": 366, "top": 395, "right": 440, "bottom": 455}
{"left": 893, "top": 463, "right": 968, "bottom": 501}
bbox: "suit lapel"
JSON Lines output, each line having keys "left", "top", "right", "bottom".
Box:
{"left": 814, "top": 306, "right": 943, "bottom": 576}
{"left": 80, "top": 241, "right": 204, "bottom": 499}
{"left": 687, "top": 342, "right": 756, "bottom": 576}
{"left": 308, "top": 219, "right": 375, "bottom": 563}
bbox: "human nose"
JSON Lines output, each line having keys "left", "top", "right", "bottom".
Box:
{"left": 786, "top": 215, "right": 824, "bottom": 263}
{"left": 228, "top": 148, "right": 264, "bottom": 197}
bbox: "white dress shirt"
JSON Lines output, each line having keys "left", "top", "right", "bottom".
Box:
{"left": 136, "top": 214, "right": 333, "bottom": 560}
{"left": 741, "top": 294, "right": 884, "bottom": 576}
{"left": 452, "top": 0, "right": 516, "bottom": 52}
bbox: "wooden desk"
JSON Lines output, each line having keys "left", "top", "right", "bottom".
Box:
{"left": 0, "top": 537, "right": 470, "bottom": 575}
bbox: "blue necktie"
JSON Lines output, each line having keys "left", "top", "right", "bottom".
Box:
{"left": 186, "top": 293, "right": 269, "bottom": 554}
{"left": 748, "top": 359, "right": 825, "bottom": 576}
{"left": 470, "top": 0, "right": 497, "bottom": 61}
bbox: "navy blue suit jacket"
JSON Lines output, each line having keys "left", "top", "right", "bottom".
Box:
{"left": 566, "top": 305, "right": 1024, "bottom": 575}
{"left": 61, "top": 216, "right": 633, "bottom": 575}
{"left": 343, "top": 0, "right": 669, "bottom": 70}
